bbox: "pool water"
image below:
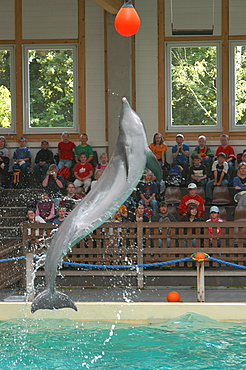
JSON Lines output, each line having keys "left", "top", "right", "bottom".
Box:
{"left": 0, "top": 313, "right": 246, "bottom": 369}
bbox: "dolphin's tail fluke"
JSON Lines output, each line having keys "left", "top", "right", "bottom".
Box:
{"left": 31, "top": 288, "right": 78, "bottom": 313}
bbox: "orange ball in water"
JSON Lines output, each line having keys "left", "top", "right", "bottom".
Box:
{"left": 166, "top": 291, "right": 180, "bottom": 302}
{"left": 195, "top": 252, "right": 205, "bottom": 262}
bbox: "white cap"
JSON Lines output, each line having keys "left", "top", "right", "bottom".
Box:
{"left": 210, "top": 206, "right": 219, "bottom": 213}
{"left": 176, "top": 133, "right": 184, "bottom": 140}
{"left": 188, "top": 183, "right": 197, "bottom": 189}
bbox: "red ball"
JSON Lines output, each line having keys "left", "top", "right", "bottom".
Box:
{"left": 166, "top": 291, "right": 180, "bottom": 302}
{"left": 114, "top": 6, "right": 140, "bottom": 37}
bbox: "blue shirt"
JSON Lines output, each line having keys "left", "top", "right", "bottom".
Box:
{"left": 13, "top": 147, "right": 31, "bottom": 161}
{"left": 172, "top": 143, "right": 189, "bottom": 164}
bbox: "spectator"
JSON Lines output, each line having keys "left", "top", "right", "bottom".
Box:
{"left": 52, "top": 207, "right": 66, "bottom": 223}
{"left": 206, "top": 206, "right": 223, "bottom": 247}
{"left": 13, "top": 137, "right": 31, "bottom": 182}
{"left": 206, "top": 152, "right": 229, "bottom": 202}
{"left": 34, "top": 140, "right": 54, "bottom": 183}
{"left": 233, "top": 162, "right": 246, "bottom": 206}
{"left": 192, "top": 135, "right": 214, "bottom": 177}
{"left": 42, "top": 164, "right": 65, "bottom": 209}
{"left": 149, "top": 133, "right": 168, "bottom": 167}
{"left": 152, "top": 201, "right": 177, "bottom": 222}
{"left": 35, "top": 192, "right": 55, "bottom": 221}
{"left": 236, "top": 149, "right": 246, "bottom": 164}
{"left": 132, "top": 204, "right": 149, "bottom": 222}
{"left": 139, "top": 171, "right": 159, "bottom": 217}
{"left": 172, "top": 133, "right": 189, "bottom": 180}
{"left": 75, "top": 133, "right": 93, "bottom": 163}
{"left": 91, "top": 169, "right": 103, "bottom": 190}
{"left": 110, "top": 204, "right": 128, "bottom": 222}
{"left": 60, "top": 183, "right": 82, "bottom": 214}
{"left": 189, "top": 154, "right": 207, "bottom": 188}
{"left": 215, "top": 134, "right": 236, "bottom": 178}
{"left": 96, "top": 153, "right": 108, "bottom": 171}
{"left": 0, "top": 135, "right": 9, "bottom": 188}
{"left": 26, "top": 208, "right": 45, "bottom": 224}
{"left": 73, "top": 152, "right": 93, "bottom": 193}
{"left": 179, "top": 183, "right": 205, "bottom": 218}
{"left": 57, "top": 131, "right": 76, "bottom": 169}
{"left": 181, "top": 203, "right": 203, "bottom": 247}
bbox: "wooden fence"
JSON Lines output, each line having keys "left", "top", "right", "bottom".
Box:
{"left": 0, "top": 241, "right": 23, "bottom": 289}
{"left": 21, "top": 221, "right": 246, "bottom": 292}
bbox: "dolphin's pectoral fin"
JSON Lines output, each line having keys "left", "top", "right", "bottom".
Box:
{"left": 146, "top": 149, "right": 162, "bottom": 181}
{"left": 31, "top": 289, "right": 78, "bottom": 313}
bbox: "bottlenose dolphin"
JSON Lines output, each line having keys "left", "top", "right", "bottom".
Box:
{"left": 31, "top": 97, "right": 161, "bottom": 313}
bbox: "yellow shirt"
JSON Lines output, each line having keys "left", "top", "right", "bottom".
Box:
{"left": 149, "top": 143, "right": 168, "bottom": 160}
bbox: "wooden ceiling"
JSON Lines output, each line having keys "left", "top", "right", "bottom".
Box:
{"left": 90, "top": 0, "right": 123, "bottom": 14}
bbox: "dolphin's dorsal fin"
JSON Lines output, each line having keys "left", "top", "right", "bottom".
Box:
{"left": 146, "top": 149, "right": 162, "bottom": 181}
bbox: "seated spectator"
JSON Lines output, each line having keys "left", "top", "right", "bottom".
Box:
{"left": 179, "top": 183, "right": 205, "bottom": 218}
{"left": 236, "top": 149, "right": 246, "bottom": 164}
{"left": 152, "top": 201, "right": 177, "bottom": 222}
{"left": 181, "top": 203, "right": 203, "bottom": 247}
{"left": 75, "top": 133, "right": 93, "bottom": 163}
{"left": 0, "top": 135, "right": 9, "bottom": 188}
{"left": 139, "top": 170, "right": 159, "bottom": 217}
{"left": 132, "top": 204, "right": 149, "bottom": 222}
{"left": 206, "top": 206, "right": 223, "bottom": 247}
{"left": 215, "top": 134, "right": 236, "bottom": 178}
{"left": 233, "top": 162, "right": 246, "bottom": 206}
{"left": 73, "top": 152, "right": 93, "bottom": 193}
{"left": 52, "top": 207, "right": 66, "bottom": 223}
{"left": 172, "top": 133, "right": 189, "bottom": 180}
{"left": 42, "top": 164, "right": 65, "bottom": 209}
{"left": 58, "top": 131, "right": 76, "bottom": 170}
{"left": 96, "top": 153, "right": 108, "bottom": 171}
{"left": 26, "top": 208, "right": 45, "bottom": 224}
{"left": 13, "top": 137, "right": 31, "bottom": 181}
{"left": 60, "top": 183, "right": 82, "bottom": 214}
{"left": 35, "top": 192, "right": 55, "bottom": 221}
{"left": 192, "top": 135, "right": 214, "bottom": 177}
{"left": 189, "top": 154, "right": 207, "bottom": 188}
{"left": 206, "top": 152, "right": 229, "bottom": 202}
{"left": 149, "top": 133, "right": 168, "bottom": 168}
{"left": 34, "top": 140, "right": 55, "bottom": 183}
{"left": 91, "top": 169, "right": 103, "bottom": 190}
{"left": 110, "top": 204, "right": 128, "bottom": 222}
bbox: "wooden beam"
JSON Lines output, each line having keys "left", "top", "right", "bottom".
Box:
{"left": 90, "top": 0, "right": 123, "bottom": 14}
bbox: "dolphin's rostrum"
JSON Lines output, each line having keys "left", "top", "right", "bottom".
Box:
{"left": 31, "top": 97, "right": 161, "bottom": 313}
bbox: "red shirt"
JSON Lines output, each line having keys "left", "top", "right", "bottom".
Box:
{"left": 74, "top": 162, "right": 93, "bottom": 180}
{"left": 215, "top": 145, "right": 236, "bottom": 161}
{"left": 58, "top": 141, "right": 76, "bottom": 160}
{"left": 178, "top": 194, "right": 205, "bottom": 218}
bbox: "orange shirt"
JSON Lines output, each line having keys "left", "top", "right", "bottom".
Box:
{"left": 149, "top": 143, "right": 168, "bottom": 160}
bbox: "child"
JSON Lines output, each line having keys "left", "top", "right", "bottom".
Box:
{"left": 205, "top": 152, "right": 229, "bottom": 201}
{"left": 215, "top": 134, "right": 236, "bottom": 178}
{"left": 139, "top": 171, "right": 159, "bottom": 217}
{"left": 91, "top": 169, "right": 103, "bottom": 190}
{"left": 0, "top": 136, "right": 9, "bottom": 188}
{"left": 35, "top": 192, "right": 55, "bottom": 221}
{"left": 34, "top": 140, "right": 55, "bottom": 182}
{"left": 58, "top": 131, "right": 76, "bottom": 169}
{"left": 172, "top": 133, "right": 189, "bottom": 179}
{"left": 189, "top": 154, "right": 207, "bottom": 188}
{"left": 192, "top": 135, "right": 214, "bottom": 177}
{"left": 13, "top": 137, "right": 31, "bottom": 185}
{"left": 96, "top": 153, "right": 108, "bottom": 171}
{"left": 206, "top": 206, "right": 223, "bottom": 247}
{"left": 149, "top": 133, "right": 168, "bottom": 167}
{"left": 73, "top": 152, "right": 93, "bottom": 193}
{"left": 75, "top": 133, "right": 94, "bottom": 163}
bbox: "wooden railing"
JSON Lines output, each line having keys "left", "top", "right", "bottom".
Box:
{"left": 0, "top": 241, "right": 24, "bottom": 289}
{"left": 21, "top": 221, "right": 246, "bottom": 295}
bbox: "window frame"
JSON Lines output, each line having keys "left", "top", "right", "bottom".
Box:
{"left": 165, "top": 40, "right": 222, "bottom": 132}
{"left": 0, "top": 45, "right": 16, "bottom": 134}
{"left": 23, "top": 44, "right": 79, "bottom": 135}
{"left": 229, "top": 40, "right": 246, "bottom": 132}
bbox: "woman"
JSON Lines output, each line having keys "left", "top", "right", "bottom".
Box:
{"left": 42, "top": 164, "right": 64, "bottom": 209}
{"left": 181, "top": 204, "right": 203, "bottom": 247}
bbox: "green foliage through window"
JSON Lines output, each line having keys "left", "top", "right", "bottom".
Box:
{"left": 234, "top": 45, "right": 246, "bottom": 126}
{"left": 0, "top": 50, "right": 12, "bottom": 128}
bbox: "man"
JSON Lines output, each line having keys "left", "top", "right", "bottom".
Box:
{"left": 34, "top": 140, "right": 55, "bottom": 183}
{"left": 152, "top": 201, "right": 177, "bottom": 248}
{"left": 233, "top": 162, "right": 246, "bottom": 206}
{"left": 179, "top": 183, "right": 205, "bottom": 218}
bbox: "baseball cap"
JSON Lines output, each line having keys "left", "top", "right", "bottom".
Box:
{"left": 188, "top": 183, "right": 197, "bottom": 189}
{"left": 176, "top": 133, "right": 184, "bottom": 140}
{"left": 210, "top": 206, "right": 219, "bottom": 213}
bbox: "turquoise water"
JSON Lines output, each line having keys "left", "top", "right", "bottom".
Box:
{"left": 0, "top": 313, "right": 246, "bottom": 369}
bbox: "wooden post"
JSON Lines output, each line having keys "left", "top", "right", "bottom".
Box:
{"left": 137, "top": 222, "right": 144, "bottom": 288}
{"left": 26, "top": 252, "right": 34, "bottom": 302}
{"left": 197, "top": 261, "right": 205, "bottom": 302}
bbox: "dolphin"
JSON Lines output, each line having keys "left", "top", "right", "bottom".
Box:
{"left": 31, "top": 97, "right": 161, "bottom": 313}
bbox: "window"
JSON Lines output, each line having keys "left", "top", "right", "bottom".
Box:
{"left": 165, "top": 41, "right": 221, "bottom": 132}
{"left": 23, "top": 45, "right": 78, "bottom": 134}
{"left": 230, "top": 41, "right": 246, "bottom": 131}
{"left": 0, "top": 46, "right": 15, "bottom": 133}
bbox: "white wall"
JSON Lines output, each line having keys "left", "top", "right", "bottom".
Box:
{"left": 0, "top": 0, "right": 15, "bottom": 40}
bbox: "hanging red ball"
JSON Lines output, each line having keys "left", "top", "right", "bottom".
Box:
{"left": 114, "top": 5, "right": 140, "bottom": 37}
